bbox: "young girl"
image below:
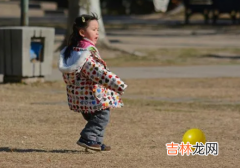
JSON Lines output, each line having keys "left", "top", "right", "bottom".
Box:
{"left": 58, "top": 14, "right": 127, "bottom": 151}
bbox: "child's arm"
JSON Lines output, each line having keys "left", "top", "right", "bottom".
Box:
{"left": 81, "top": 57, "right": 127, "bottom": 95}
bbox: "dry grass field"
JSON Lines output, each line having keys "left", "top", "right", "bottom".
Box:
{"left": 102, "top": 48, "right": 240, "bottom": 67}
{"left": 53, "top": 47, "right": 240, "bottom": 68}
{"left": 0, "top": 78, "right": 240, "bottom": 168}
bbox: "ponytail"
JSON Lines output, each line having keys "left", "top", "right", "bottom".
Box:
{"left": 64, "top": 24, "right": 83, "bottom": 61}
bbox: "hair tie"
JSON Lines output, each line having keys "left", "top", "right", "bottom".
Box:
{"left": 82, "top": 16, "right": 85, "bottom": 23}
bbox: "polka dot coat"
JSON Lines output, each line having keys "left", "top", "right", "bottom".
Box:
{"left": 59, "top": 46, "right": 127, "bottom": 113}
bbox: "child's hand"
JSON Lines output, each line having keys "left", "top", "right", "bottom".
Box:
{"left": 82, "top": 57, "right": 127, "bottom": 95}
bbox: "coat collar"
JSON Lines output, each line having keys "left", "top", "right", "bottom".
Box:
{"left": 83, "top": 38, "right": 95, "bottom": 46}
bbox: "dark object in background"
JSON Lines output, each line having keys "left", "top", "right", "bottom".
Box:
{"left": 212, "top": 0, "right": 240, "bottom": 24}
{"left": 168, "top": 0, "right": 183, "bottom": 11}
{"left": 183, "top": 0, "right": 213, "bottom": 24}
{"left": 101, "top": 0, "right": 155, "bottom": 15}
{"left": 101, "top": 0, "right": 127, "bottom": 15}
{"left": 35, "top": 0, "right": 68, "bottom": 8}
{"left": 183, "top": 0, "right": 240, "bottom": 24}
{"left": 129, "top": 0, "right": 155, "bottom": 14}
{"left": 36, "top": 0, "right": 155, "bottom": 15}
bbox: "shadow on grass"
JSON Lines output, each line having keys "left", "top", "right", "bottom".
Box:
{"left": 0, "top": 147, "right": 93, "bottom": 154}
{"left": 202, "top": 54, "right": 240, "bottom": 60}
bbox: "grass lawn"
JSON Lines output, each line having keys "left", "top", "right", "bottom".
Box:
{"left": 0, "top": 78, "right": 240, "bottom": 167}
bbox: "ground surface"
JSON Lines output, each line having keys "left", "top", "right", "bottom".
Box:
{"left": 0, "top": 78, "right": 240, "bottom": 168}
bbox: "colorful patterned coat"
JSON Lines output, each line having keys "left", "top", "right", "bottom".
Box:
{"left": 58, "top": 43, "right": 127, "bottom": 113}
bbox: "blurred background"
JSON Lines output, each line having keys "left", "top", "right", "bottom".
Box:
{"left": 1, "top": 0, "right": 240, "bottom": 82}
{"left": 1, "top": 0, "right": 240, "bottom": 25}
{"left": 1, "top": 0, "right": 240, "bottom": 26}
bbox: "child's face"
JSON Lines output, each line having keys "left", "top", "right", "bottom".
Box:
{"left": 79, "top": 20, "right": 99, "bottom": 45}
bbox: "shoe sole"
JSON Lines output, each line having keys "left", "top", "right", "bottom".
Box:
{"left": 76, "top": 141, "right": 101, "bottom": 151}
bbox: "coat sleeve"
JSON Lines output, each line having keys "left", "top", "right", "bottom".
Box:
{"left": 82, "top": 57, "right": 127, "bottom": 95}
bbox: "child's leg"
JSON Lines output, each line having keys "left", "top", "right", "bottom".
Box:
{"left": 96, "top": 108, "right": 110, "bottom": 144}
{"left": 80, "top": 108, "right": 110, "bottom": 142}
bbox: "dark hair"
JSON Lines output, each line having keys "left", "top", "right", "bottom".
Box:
{"left": 64, "top": 13, "right": 98, "bottom": 61}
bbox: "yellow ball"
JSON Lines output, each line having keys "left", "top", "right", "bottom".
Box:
{"left": 182, "top": 128, "right": 206, "bottom": 146}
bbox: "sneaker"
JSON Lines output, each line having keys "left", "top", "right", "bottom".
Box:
{"left": 77, "top": 137, "right": 101, "bottom": 151}
{"left": 97, "top": 142, "right": 111, "bottom": 151}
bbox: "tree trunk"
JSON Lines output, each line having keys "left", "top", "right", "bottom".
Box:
{"left": 58, "top": 0, "right": 80, "bottom": 51}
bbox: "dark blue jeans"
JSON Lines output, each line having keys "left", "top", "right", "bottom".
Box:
{"left": 80, "top": 108, "right": 110, "bottom": 144}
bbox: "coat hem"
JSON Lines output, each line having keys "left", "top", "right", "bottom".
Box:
{"left": 70, "top": 105, "right": 124, "bottom": 113}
